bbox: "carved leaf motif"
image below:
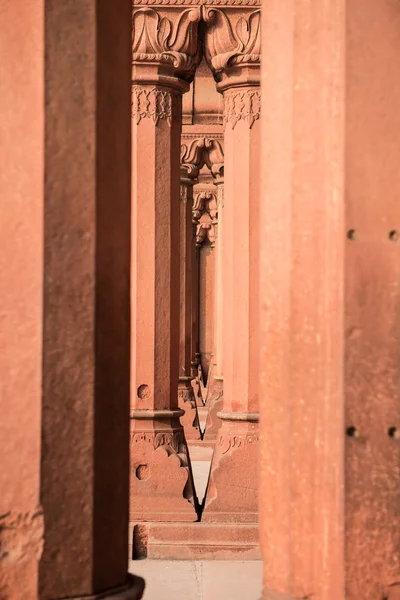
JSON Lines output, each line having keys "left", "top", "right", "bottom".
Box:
{"left": 235, "top": 17, "right": 249, "bottom": 50}
{"left": 132, "top": 9, "right": 163, "bottom": 55}
{"left": 132, "top": 7, "right": 201, "bottom": 74}
{"left": 159, "top": 17, "right": 171, "bottom": 48}
{"left": 168, "top": 9, "right": 200, "bottom": 56}
{"left": 203, "top": 8, "right": 261, "bottom": 73}
{"left": 245, "top": 11, "right": 261, "bottom": 55}
{"left": 204, "top": 8, "right": 241, "bottom": 72}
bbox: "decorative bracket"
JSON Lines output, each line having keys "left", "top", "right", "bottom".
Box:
{"left": 180, "top": 137, "right": 224, "bottom": 181}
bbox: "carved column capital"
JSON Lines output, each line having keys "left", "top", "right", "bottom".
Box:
{"left": 132, "top": 6, "right": 202, "bottom": 84}
{"left": 203, "top": 7, "right": 260, "bottom": 129}
{"left": 203, "top": 8, "right": 260, "bottom": 85}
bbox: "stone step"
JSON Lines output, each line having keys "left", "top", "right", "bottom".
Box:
{"left": 130, "top": 522, "right": 261, "bottom": 561}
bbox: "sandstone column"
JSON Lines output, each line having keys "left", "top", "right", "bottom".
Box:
{"left": 202, "top": 8, "right": 261, "bottom": 523}
{"left": 2, "top": 2, "right": 144, "bottom": 599}
{"left": 0, "top": 3, "right": 44, "bottom": 597}
{"left": 259, "top": 0, "right": 345, "bottom": 598}
{"left": 130, "top": 6, "right": 201, "bottom": 522}
{"left": 181, "top": 137, "right": 224, "bottom": 410}
{"left": 178, "top": 165, "right": 201, "bottom": 439}
{"left": 40, "top": 2, "right": 144, "bottom": 598}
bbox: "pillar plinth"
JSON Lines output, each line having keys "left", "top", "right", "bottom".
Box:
{"left": 130, "top": 6, "right": 201, "bottom": 524}
{"left": 202, "top": 8, "right": 261, "bottom": 520}
{"left": 204, "top": 414, "right": 258, "bottom": 523}
{"left": 130, "top": 409, "right": 198, "bottom": 521}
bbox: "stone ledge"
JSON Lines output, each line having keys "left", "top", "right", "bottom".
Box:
{"left": 130, "top": 522, "right": 261, "bottom": 560}
{"left": 187, "top": 439, "right": 215, "bottom": 461}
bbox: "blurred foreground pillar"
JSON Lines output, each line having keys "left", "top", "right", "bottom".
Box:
{"left": 0, "top": 2, "right": 44, "bottom": 598}
{"left": 1, "top": 2, "right": 144, "bottom": 599}
{"left": 259, "top": 0, "right": 345, "bottom": 598}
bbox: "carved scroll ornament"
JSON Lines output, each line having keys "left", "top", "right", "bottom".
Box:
{"left": 180, "top": 137, "right": 224, "bottom": 180}
{"left": 192, "top": 190, "right": 218, "bottom": 247}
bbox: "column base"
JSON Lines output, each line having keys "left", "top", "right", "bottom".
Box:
{"left": 71, "top": 575, "right": 145, "bottom": 600}
{"left": 178, "top": 378, "right": 201, "bottom": 440}
{"left": 202, "top": 414, "right": 259, "bottom": 523}
{"left": 203, "top": 378, "right": 223, "bottom": 441}
{"left": 130, "top": 522, "right": 260, "bottom": 560}
{"left": 130, "top": 411, "right": 199, "bottom": 522}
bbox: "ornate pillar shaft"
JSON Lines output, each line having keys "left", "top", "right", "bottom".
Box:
{"left": 213, "top": 179, "right": 224, "bottom": 383}
{"left": 203, "top": 178, "right": 224, "bottom": 440}
{"left": 191, "top": 239, "right": 202, "bottom": 405}
{"left": 190, "top": 193, "right": 202, "bottom": 407}
{"left": 180, "top": 136, "right": 225, "bottom": 422}
{"left": 178, "top": 170, "right": 201, "bottom": 439}
{"left": 130, "top": 7, "right": 201, "bottom": 523}
{"left": 202, "top": 7, "right": 261, "bottom": 523}
{"left": 191, "top": 225, "right": 201, "bottom": 381}
{"left": 259, "top": 0, "right": 345, "bottom": 598}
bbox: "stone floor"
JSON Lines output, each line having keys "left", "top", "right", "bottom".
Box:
{"left": 129, "top": 560, "right": 263, "bottom": 600}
